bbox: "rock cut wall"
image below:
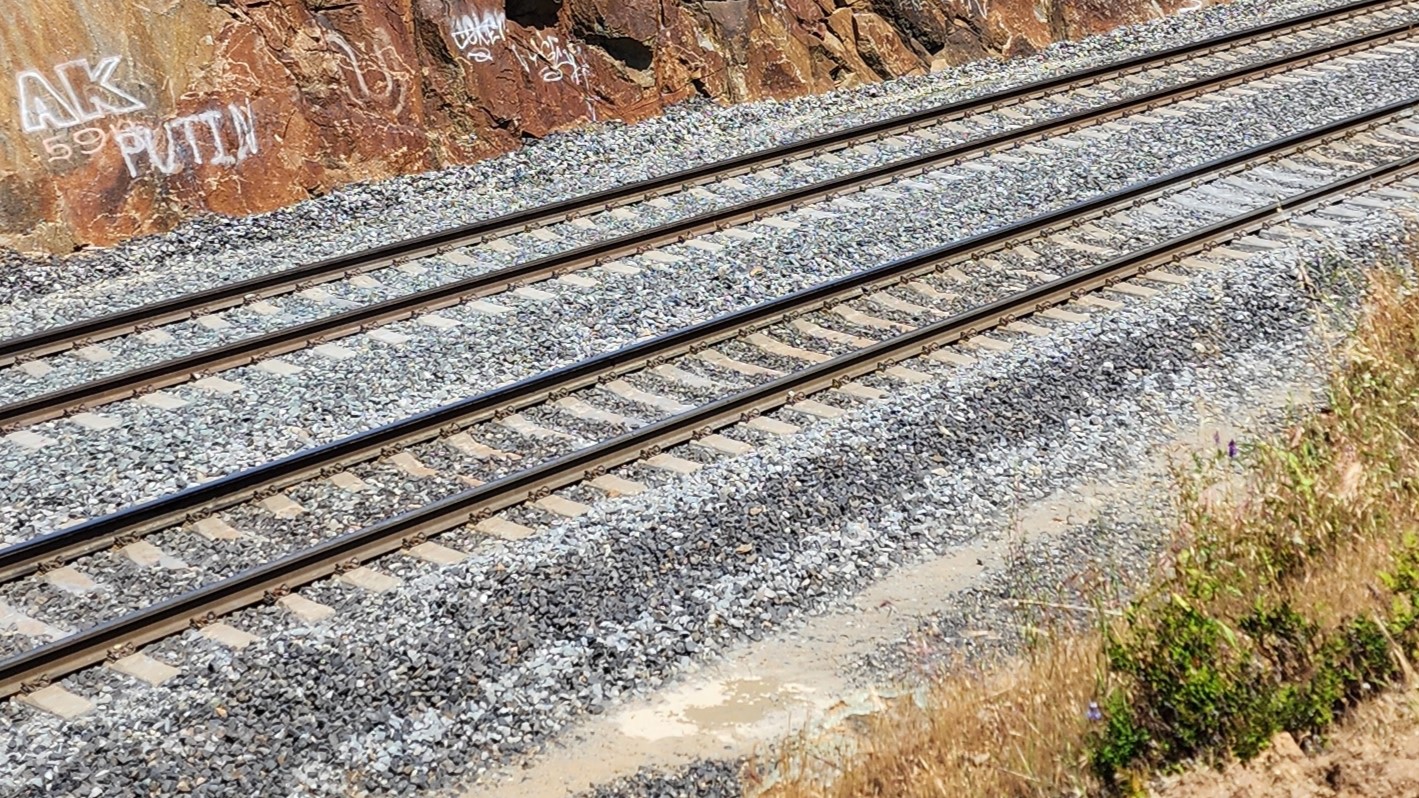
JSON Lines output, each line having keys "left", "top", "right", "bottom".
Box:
{"left": 0, "top": 0, "right": 1211, "bottom": 253}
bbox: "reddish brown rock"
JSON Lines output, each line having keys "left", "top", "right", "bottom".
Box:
{"left": 852, "top": 11, "right": 927, "bottom": 78}
{"left": 0, "top": 0, "right": 1224, "bottom": 253}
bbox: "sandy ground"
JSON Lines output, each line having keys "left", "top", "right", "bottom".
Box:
{"left": 1154, "top": 689, "right": 1419, "bottom": 798}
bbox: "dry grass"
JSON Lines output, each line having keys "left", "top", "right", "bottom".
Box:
{"left": 750, "top": 636, "right": 1104, "bottom": 797}
{"left": 756, "top": 257, "right": 1419, "bottom": 798}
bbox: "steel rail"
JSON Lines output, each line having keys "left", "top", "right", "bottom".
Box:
{"left": 0, "top": 99, "right": 1410, "bottom": 587}
{"left": 0, "top": 20, "right": 1413, "bottom": 433}
{"left": 0, "top": 0, "right": 1403, "bottom": 368}
{"left": 3, "top": 152, "right": 1412, "bottom": 700}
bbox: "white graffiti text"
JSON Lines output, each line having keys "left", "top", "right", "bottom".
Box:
{"left": 512, "top": 31, "right": 589, "bottom": 85}
{"left": 16, "top": 56, "right": 147, "bottom": 133}
{"left": 114, "top": 100, "right": 259, "bottom": 179}
{"left": 451, "top": 9, "right": 506, "bottom": 63}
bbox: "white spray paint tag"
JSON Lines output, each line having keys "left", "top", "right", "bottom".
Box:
{"left": 16, "top": 55, "right": 146, "bottom": 133}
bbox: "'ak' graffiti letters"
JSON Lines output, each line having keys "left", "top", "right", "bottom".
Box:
{"left": 16, "top": 56, "right": 146, "bottom": 133}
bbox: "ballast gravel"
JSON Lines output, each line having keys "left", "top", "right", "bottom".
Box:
{"left": 0, "top": 189, "right": 1410, "bottom": 797}
{"left": 1, "top": 0, "right": 1410, "bottom": 347}
{"left": 8, "top": 45, "right": 1416, "bottom": 405}
{"left": 0, "top": 136, "right": 1398, "bottom": 633}
{"left": 0, "top": 130, "right": 1409, "bottom": 631}
{"left": 0, "top": 0, "right": 1373, "bottom": 303}
{"left": 604, "top": 499, "right": 1205, "bottom": 797}
{"left": 579, "top": 505, "right": 1190, "bottom": 798}
{"left": 4, "top": 50, "right": 1419, "bottom": 543}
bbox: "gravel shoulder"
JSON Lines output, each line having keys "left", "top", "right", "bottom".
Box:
{"left": 483, "top": 365, "right": 1322, "bottom": 798}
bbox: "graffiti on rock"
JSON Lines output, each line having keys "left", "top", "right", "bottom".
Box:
{"left": 446, "top": 7, "right": 598, "bottom": 121}
{"left": 511, "top": 30, "right": 597, "bottom": 119}
{"left": 15, "top": 56, "right": 146, "bottom": 133}
{"left": 513, "top": 31, "right": 589, "bottom": 85}
{"left": 16, "top": 55, "right": 261, "bottom": 183}
{"left": 114, "top": 100, "right": 259, "bottom": 179}
{"left": 451, "top": 9, "right": 507, "bottom": 63}
{"left": 325, "top": 28, "right": 408, "bottom": 115}
{"left": 37, "top": 124, "right": 112, "bottom": 165}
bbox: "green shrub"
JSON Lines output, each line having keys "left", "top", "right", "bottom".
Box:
{"left": 1090, "top": 535, "right": 1419, "bottom": 791}
{"left": 1089, "top": 690, "right": 1149, "bottom": 786}
{"left": 1382, "top": 533, "right": 1419, "bottom": 639}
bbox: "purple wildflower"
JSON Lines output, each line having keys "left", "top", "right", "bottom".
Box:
{"left": 1086, "top": 701, "right": 1103, "bottom": 722}
{"left": 1228, "top": 439, "right": 1238, "bottom": 459}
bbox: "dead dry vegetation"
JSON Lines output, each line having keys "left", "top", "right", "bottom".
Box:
{"left": 752, "top": 251, "right": 1419, "bottom": 797}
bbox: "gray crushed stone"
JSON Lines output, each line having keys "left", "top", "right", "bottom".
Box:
{"left": 572, "top": 759, "right": 747, "bottom": 798}
{"left": 0, "top": 185, "right": 1409, "bottom": 798}
{"left": 0, "top": 136, "right": 1403, "bottom": 633}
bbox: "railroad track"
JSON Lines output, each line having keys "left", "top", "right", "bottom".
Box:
{"left": 2, "top": 99, "right": 1411, "bottom": 585}
{"left": 0, "top": 1, "right": 1414, "bottom": 431}
{"left": 2, "top": 99, "right": 1414, "bottom": 702}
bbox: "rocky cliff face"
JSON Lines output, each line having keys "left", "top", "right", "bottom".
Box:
{"left": 0, "top": 0, "right": 1209, "bottom": 253}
